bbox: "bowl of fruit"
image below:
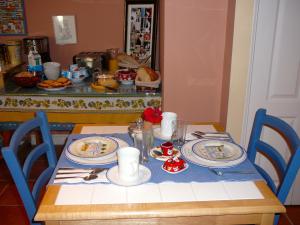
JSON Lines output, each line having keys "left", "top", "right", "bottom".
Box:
{"left": 13, "top": 71, "right": 41, "bottom": 88}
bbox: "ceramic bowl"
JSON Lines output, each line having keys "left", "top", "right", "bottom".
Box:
{"left": 13, "top": 72, "right": 40, "bottom": 88}
{"left": 116, "top": 69, "right": 136, "bottom": 85}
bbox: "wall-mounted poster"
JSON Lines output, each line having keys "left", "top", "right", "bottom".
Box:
{"left": 125, "top": 0, "right": 158, "bottom": 69}
{"left": 0, "top": 0, "right": 27, "bottom": 35}
{"left": 52, "top": 15, "right": 77, "bottom": 45}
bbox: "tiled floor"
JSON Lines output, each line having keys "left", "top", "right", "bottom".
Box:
{"left": 0, "top": 147, "right": 299, "bottom": 225}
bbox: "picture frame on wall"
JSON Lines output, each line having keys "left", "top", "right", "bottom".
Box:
{"left": 124, "top": 0, "right": 158, "bottom": 69}
{"left": 0, "top": 0, "right": 27, "bottom": 35}
{"left": 52, "top": 15, "right": 77, "bottom": 45}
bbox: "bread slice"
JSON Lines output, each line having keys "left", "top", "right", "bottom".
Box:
{"left": 136, "top": 66, "right": 159, "bottom": 82}
{"left": 117, "top": 53, "right": 140, "bottom": 68}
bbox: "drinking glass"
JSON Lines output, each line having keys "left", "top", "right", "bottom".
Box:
{"left": 133, "top": 127, "right": 153, "bottom": 164}
{"left": 171, "top": 120, "right": 187, "bottom": 147}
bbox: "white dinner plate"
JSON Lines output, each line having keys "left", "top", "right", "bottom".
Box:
{"left": 37, "top": 85, "right": 68, "bottom": 91}
{"left": 192, "top": 140, "right": 244, "bottom": 162}
{"left": 181, "top": 140, "right": 246, "bottom": 168}
{"left": 153, "top": 127, "right": 172, "bottom": 141}
{"left": 65, "top": 137, "right": 128, "bottom": 165}
{"left": 106, "top": 165, "right": 151, "bottom": 187}
{"left": 67, "top": 136, "right": 118, "bottom": 159}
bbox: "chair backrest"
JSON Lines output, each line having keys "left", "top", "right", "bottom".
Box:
{"left": 247, "top": 108, "right": 300, "bottom": 224}
{"left": 1, "top": 111, "right": 57, "bottom": 225}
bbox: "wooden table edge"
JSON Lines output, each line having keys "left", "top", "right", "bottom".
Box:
{"left": 35, "top": 181, "right": 285, "bottom": 221}
{"left": 72, "top": 122, "right": 224, "bottom": 134}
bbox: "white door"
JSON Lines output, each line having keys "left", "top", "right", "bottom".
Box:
{"left": 242, "top": 0, "right": 300, "bottom": 204}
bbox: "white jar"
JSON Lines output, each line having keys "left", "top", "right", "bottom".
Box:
{"left": 161, "top": 112, "right": 177, "bottom": 139}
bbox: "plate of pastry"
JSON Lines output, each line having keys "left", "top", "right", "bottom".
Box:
{"left": 37, "top": 77, "right": 71, "bottom": 91}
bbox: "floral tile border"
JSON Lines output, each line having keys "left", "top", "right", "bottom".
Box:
{"left": 0, "top": 95, "right": 161, "bottom": 113}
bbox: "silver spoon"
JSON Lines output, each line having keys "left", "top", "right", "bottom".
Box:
{"left": 210, "top": 168, "right": 255, "bottom": 176}
{"left": 58, "top": 168, "right": 107, "bottom": 175}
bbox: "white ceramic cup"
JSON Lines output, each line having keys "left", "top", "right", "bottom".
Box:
{"left": 43, "top": 62, "right": 61, "bottom": 80}
{"left": 117, "top": 147, "right": 140, "bottom": 182}
{"left": 161, "top": 112, "right": 177, "bottom": 138}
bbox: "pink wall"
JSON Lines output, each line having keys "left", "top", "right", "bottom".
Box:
{"left": 0, "top": 0, "right": 125, "bottom": 68}
{"left": 160, "top": 0, "right": 234, "bottom": 126}
{"left": 1, "top": 0, "right": 235, "bottom": 126}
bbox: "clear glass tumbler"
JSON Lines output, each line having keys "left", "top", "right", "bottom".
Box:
{"left": 133, "top": 127, "right": 153, "bottom": 164}
{"left": 171, "top": 120, "right": 187, "bottom": 147}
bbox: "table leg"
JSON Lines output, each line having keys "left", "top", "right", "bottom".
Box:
{"left": 258, "top": 213, "right": 274, "bottom": 225}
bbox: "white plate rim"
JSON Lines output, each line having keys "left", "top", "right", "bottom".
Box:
{"left": 181, "top": 140, "right": 246, "bottom": 168}
{"left": 67, "top": 136, "right": 119, "bottom": 159}
{"left": 191, "top": 140, "right": 244, "bottom": 162}
{"left": 106, "top": 165, "right": 151, "bottom": 187}
{"left": 65, "top": 137, "right": 128, "bottom": 165}
{"left": 37, "top": 85, "right": 68, "bottom": 91}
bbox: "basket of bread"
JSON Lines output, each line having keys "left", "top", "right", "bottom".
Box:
{"left": 135, "top": 66, "right": 160, "bottom": 90}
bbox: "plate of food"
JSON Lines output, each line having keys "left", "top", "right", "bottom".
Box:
{"left": 192, "top": 140, "right": 244, "bottom": 162}
{"left": 37, "top": 77, "right": 71, "bottom": 91}
{"left": 67, "top": 136, "right": 119, "bottom": 159}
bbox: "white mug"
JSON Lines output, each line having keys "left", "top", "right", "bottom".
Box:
{"left": 43, "top": 62, "right": 61, "bottom": 80}
{"left": 117, "top": 147, "right": 140, "bottom": 182}
{"left": 161, "top": 112, "right": 177, "bottom": 138}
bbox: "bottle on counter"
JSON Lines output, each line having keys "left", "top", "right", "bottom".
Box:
{"left": 28, "top": 40, "right": 42, "bottom": 67}
{"left": 107, "top": 48, "right": 119, "bottom": 74}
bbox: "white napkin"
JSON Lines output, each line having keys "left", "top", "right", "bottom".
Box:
{"left": 186, "top": 125, "right": 217, "bottom": 140}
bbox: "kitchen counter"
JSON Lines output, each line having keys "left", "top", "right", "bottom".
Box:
{"left": 0, "top": 71, "right": 161, "bottom": 130}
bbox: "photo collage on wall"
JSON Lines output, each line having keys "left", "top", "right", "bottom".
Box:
{"left": 127, "top": 4, "right": 154, "bottom": 66}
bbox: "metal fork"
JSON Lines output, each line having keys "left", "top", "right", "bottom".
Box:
{"left": 209, "top": 168, "right": 256, "bottom": 176}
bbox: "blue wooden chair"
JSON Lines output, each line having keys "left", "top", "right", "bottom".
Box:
{"left": 1, "top": 111, "right": 57, "bottom": 225}
{"left": 247, "top": 108, "right": 300, "bottom": 225}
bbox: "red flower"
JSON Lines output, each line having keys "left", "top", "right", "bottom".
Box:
{"left": 142, "top": 107, "right": 162, "bottom": 124}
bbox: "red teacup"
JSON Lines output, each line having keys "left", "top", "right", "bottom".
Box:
{"left": 160, "top": 142, "right": 174, "bottom": 156}
{"left": 163, "top": 157, "right": 185, "bottom": 173}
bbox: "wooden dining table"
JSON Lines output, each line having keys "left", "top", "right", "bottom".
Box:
{"left": 35, "top": 123, "right": 285, "bottom": 225}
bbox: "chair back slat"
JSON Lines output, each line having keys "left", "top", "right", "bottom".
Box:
{"left": 8, "top": 118, "right": 39, "bottom": 154}
{"left": 1, "top": 111, "right": 57, "bottom": 225}
{"left": 265, "top": 115, "right": 299, "bottom": 150}
{"left": 23, "top": 143, "right": 48, "bottom": 179}
{"left": 277, "top": 147, "right": 300, "bottom": 202}
{"left": 255, "top": 164, "right": 277, "bottom": 193}
{"left": 32, "top": 167, "right": 55, "bottom": 203}
{"left": 256, "top": 140, "right": 287, "bottom": 174}
{"left": 1, "top": 146, "right": 36, "bottom": 220}
{"left": 247, "top": 108, "right": 300, "bottom": 225}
